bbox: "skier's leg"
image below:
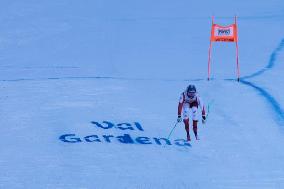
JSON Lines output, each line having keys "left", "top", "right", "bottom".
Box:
{"left": 183, "top": 119, "right": 190, "bottom": 141}
{"left": 183, "top": 105, "right": 191, "bottom": 141}
{"left": 193, "top": 120, "right": 199, "bottom": 140}
{"left": 191, "top": 106, "right": 200, "bottom": 140}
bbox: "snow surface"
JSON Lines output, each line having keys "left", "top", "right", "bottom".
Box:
{"left": 1, "top": 0, "right": 284, "bottom": 188}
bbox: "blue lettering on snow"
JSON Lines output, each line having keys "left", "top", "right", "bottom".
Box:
{"left": 91, "top": 121, "right": 114, "bottom": 129}
{"left": 116, "top": 134, "right": 134, "bottom": 144}
{"left": 174, "top": 139, "right": 191, "bottom": 147}
{"left": 153, "top": 138, "right": 171, "bottom": 145}
{"left": 103, "top": 135, "right": 114, "bottom": 143}
{"left": 84, "top": 135, "right": 101, "bottom": 142}
{"left": 90, "top": 121, "right": 144, "bottom": 131}
{"left": 134, "top": 122, "right": 144, "bottom": 131}
{"left": 59, "top": 134, "right": 191, "bottom": 147}
{"left": 59, "top": 134, "right": 82, "bottom": 143}
{"left": 136, "top": 137, "right": 152, "bottom": 144}
{"left": 60, "top": 121, "right": 190, "bottom": 147}
{"left": 116, "top": 123, "right": 134, "bottom": 130}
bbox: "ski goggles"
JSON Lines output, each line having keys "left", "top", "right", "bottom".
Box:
{"left": 187, "top": 92, "right": 195, "bottom": 97}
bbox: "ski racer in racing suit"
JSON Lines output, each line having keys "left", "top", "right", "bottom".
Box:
{"left": 177, "top": 84, "right": 206, "bottom": 141}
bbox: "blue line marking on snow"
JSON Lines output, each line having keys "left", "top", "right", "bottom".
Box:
{"left": 0, "top": 76, "right": 205, "bottom": 82}
{"left": 241, "top": 39, "right": 284, "bottom": 80}
{"left": 0, "top": 76, "right": 117, "bottom": 82}
{"left": 240, "top": 79, "right": 284, "bottom": 124}
{"left": 238, "top": 38, "right": 284, "bottom": 125}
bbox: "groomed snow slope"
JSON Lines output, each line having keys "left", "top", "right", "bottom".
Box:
{"left": 0, "top": 1, "right": 284, "bottom": 188}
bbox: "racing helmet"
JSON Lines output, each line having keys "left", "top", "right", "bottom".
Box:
{"left": 186, "top": 84, "right": 196, "bottom": 97}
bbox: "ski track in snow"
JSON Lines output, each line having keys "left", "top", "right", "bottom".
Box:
{"left": 239, "top": 38, "right": 284, "bottom": 126}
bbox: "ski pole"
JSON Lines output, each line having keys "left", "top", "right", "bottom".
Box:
{"left": 206, "top": 100, "right": 214, "bottom": 120}
{"left": 206, "top": 104, "right": 210, "bottom": 119}
{"left": 166, "top": 121, "right": 179, "bottom": 141}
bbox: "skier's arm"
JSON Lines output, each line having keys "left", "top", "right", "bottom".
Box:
{"left": 178, "top": 103, "right": 183, "bottom": 116}
{"left": 198, "top": 96, "right": 206, "bottom": 119}
{"left": 178, "top": 93, "right": 184, "bottom": 116}
{"left": 177, "top": 94, "right": 184, "bottom": 122}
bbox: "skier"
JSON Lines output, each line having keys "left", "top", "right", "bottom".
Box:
{"left": 177, "top": 84, "right": 206, "bottom": 141}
